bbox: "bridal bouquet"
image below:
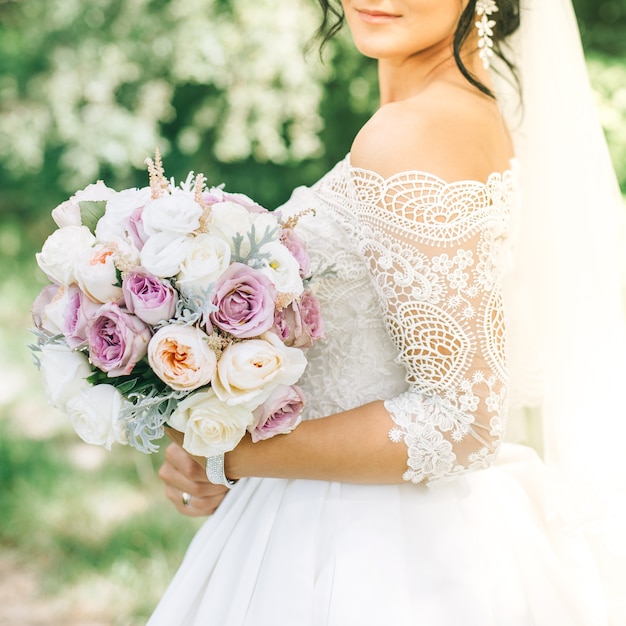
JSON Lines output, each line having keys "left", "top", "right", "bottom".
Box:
{"left": 31, "top": 152, "right": 323, "bottom": 457}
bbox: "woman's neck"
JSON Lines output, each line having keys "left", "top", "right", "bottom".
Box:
{"left": 377, "top": 37, "right": 490, "bottom": 105}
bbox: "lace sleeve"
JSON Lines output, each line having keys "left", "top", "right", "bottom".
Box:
{"left": 350, "top": 166, "right": 514, "bottom": 485}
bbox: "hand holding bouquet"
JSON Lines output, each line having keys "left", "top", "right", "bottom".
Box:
{"left": 31, "top": 152, "right": 324, "bottom": 457}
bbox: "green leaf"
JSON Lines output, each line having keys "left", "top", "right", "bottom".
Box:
{"left": 116, "top": 379, "right": 140, "bottom": 395}
{"left": 86, "top": 371, "right": 106, "bottom": 386}
{"left": 79, "top": 200, "right": 107, "bottom": 234}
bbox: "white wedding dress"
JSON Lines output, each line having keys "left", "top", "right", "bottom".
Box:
{"left": 147, "top": 155, "right": 610, "bottom": 626}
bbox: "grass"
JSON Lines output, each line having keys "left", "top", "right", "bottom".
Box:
{"left": 0, "top": 266, "right": 202, "bottom": 624}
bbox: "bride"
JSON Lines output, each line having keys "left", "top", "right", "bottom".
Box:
{"left": 150, "top": 0, "right": 626, "bottom": 624}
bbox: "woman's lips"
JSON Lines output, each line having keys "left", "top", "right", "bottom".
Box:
{"left": 356, "top": 9, "right": 400, "bottom": 24}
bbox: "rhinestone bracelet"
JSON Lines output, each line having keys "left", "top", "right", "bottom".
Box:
{"left": 205, "top": 454, "right": 237, "bottom": 489}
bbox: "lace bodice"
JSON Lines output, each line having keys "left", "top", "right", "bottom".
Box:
{"left": 279, "top": 156, "right": 516, "bottom": 485}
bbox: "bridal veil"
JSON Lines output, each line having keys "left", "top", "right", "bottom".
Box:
{"left": 494, "top": 0, "right": 626, "bottom": 619}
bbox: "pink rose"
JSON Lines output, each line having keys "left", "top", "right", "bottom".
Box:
{"left": 210, "top": 263, "right": 277, "bottom": 339}
{"left": 273, "top": 290, "right": 324, "bottom": 349}
{"left": 62, "top": 286, "right": 100, "bottom": 348}
{"left": 86, "top": 303, "right": 151, "bottom": 376}
{"left": 32, "top": 284, "right": 98, "bottom": 342}
{"left": 280, "top": 228, "right": 311, "bottom": 277}
{"left": 128, "top": 206, "right": 149, "bottom": 250}
{"left": 31, "top": 284, "right": 61, "bottom": 332}
{"left": 249, "top": 384, "right": 305, "bottom": 442}
{"left": 122, "top": 270, "right": 178, "bottom": 326}
{"left": 201, "top": 188, "right": 268, "bottom": 214}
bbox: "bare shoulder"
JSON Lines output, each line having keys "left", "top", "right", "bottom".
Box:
{"left": 350, "top": 84, "right": 513, "bottom": 183}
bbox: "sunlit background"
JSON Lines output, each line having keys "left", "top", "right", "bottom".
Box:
{"left": 1, "top": 1, "right": 625, "bottom": 624}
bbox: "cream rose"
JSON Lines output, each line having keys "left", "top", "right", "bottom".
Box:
{"left": 66, "top": 384, "right": 128, "bottom": 450}
{"left": 75, "top": 243, "right": 124, "bottom": 303}
{"left": 177, "top": 233, "right": 231, "bottom": 294}
{"left": 148, "top": 325, "right": 217, "bottom": 391}
{"left": 38, "top": 344, "right": 93, "bottom": 410}
{"left": 169, "top": 388, "right": 254, "bottom": 457}
{"left": 208, "top": 202, "right": 280, "bottom": 255}
{"left": 51, "top": 181, "right": 116, "bottom": 228}
{"left": 36, "top": 225, "right": 96, "bottom": 285}
{"left": 212, "top": 331, "right": 307, "bottom": 408}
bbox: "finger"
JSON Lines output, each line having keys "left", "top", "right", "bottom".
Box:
{"left": 164, "top": 427, "right": 205, "bottom": 468}
{"left": 158, "top": 460, "right": 228, "bottom": 499}
{"left": 159, "top": 445, "right": 230, "bottom": 498}
{"left": 164, "top": 443, "right": 208, "bottom": 481}
{"left": 158, "top": 461, "right": 197, "bottom": 495}
{"left": 164, "top": 485, "right": 228, "bottom": 517}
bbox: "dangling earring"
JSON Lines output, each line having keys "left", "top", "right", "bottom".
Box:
{"left": 475, "top": 0, "right": 499, "bottom": 69}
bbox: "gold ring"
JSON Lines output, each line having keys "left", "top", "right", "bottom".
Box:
{"left": 181, "top": 491, "right": 192, "bottom": 508}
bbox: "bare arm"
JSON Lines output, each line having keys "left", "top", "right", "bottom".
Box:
{"left": 226, "top": 401, "right": 406, "bottom": 483}
{"left": 160, "top": 402, "right": 407, "bottom": 513}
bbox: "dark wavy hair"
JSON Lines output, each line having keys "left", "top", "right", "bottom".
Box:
{"left": 315, "top": 0, "right": 520, "bottom": 98}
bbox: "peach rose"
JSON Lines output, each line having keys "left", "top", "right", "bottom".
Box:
{"left": 148, "top": 325, "right": 217, "bottom": 391}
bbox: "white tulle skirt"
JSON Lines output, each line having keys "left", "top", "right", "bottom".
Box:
{"left": 147, "top": 444, "right": 608, "bottom": 626}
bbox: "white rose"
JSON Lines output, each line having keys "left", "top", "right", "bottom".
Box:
{"left": 66, "top": 384, "right": 128, "bottom": 450}
{"left": 169, "top": 388, "right": 254, "bottom": 457}
{"left": 95, "top": 186, "right": 151, "bottom": 252}
{"left": 51, "top": 181, "right": 116, "bottom": 228}
{"left": 258, "top": 241, "right": 304, "bottom": 297}
{"left": 142, "top": 189, "right": 203, "bottom": 236}
{"left": 212, "top": 331, "right": 307, "bottom": 408}
{"left": 36, "top": 225, "right": 96, "bottom": 285}
{"left": 148, "top": 325, "right": 218, "bottom": 391}
{"left": 39, "top": 344, "right": 93, "bottom": 410}
{"left": 95, "top": 187, "right": 151, "bottom": 236}
{"left": 206, "top": 202, "right": 252, "bottom": 244}
{"left": 177, "top": 233, "right": 231, "bottom": 294}
{"left": 74, "top": 243, "right": 124, "bottom": 303}
{"left": 208, "top": 202, "right": 280, "bottom": 255}
{"left": 140, "top": 232, "right": 193, "bottom": 278}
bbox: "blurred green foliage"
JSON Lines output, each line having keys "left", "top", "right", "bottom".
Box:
{"left": 0, "top": 418, "right": 201, "bottom": 623}
{"left": 0, "top": 0, "right": 624, "bottom": 267}
{"left": 0, "top": 0, "right": 383, "bottom": 275}
{"left": 575, "top": 0, "right": 626, "bottom": 54}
